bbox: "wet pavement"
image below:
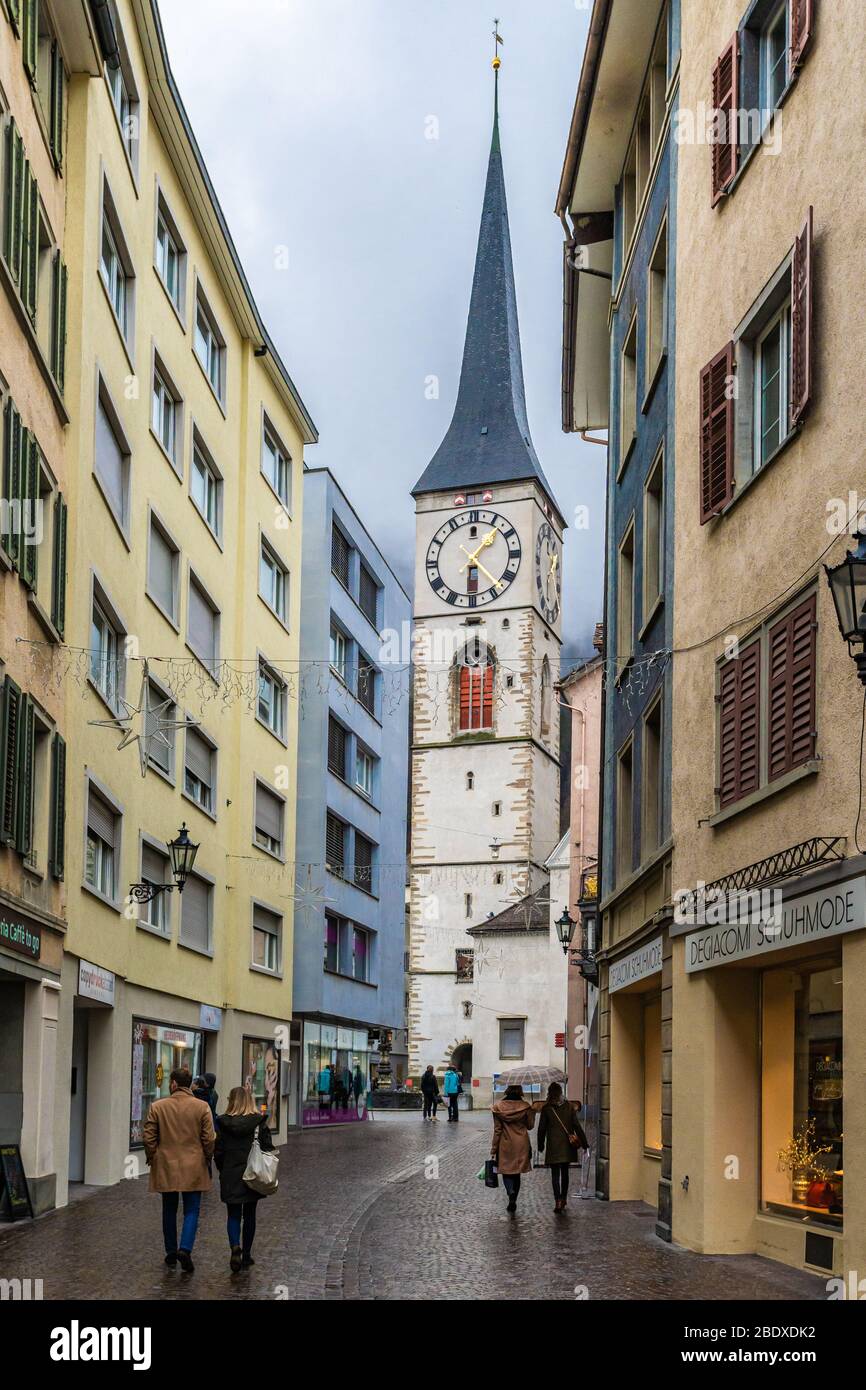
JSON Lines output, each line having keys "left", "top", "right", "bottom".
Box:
{"left": 0, "top": 1112, "right": 825, "bottom": 1301}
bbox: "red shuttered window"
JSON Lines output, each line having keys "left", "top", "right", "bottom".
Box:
{"left": 699, "top": 342, "right": 735, "bottom": 523}
{"left": 459, "top": 662, "right": 493, "bottom": 732}
{"left": 711, "top": 33, "right": 739, "bottom": 205}
{"left": 791, "top": 0, "right": 815, "bottom": 70}
{"left": 790, "top": 207, "right": 814, "bottom": 427}
{"left": 718, "top": 641, "right": 760, "bottom": 808}
{"left": 767, "top": 594, "right": 817, "bottom": 781}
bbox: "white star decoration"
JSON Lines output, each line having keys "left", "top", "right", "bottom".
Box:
{"left": 89, "top": 662, "right": 196, "bottom": 777}
{"left": 283, "top": 864, "right": 336, "bottom": 927}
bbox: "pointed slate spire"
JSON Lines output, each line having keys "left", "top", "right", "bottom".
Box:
{"left": 413, "top": 74, "right": 559, "bottom": 512}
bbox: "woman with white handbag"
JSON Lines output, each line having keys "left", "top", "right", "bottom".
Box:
{"left": 214, "top": 1087, "right": 278, "bottom": 1272}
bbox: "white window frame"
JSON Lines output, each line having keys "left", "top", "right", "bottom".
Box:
{"left": 253, "top": 777, "right": 285, "bottom": 861}
{"left": 138, "top": 835, "right": 171, "bottom": 934}
{"left": 752, "top": 301, "right": 791, "bottom": 476}
{"left": 760, "top": 0, "right": 789, "bottom": 114}
{"left": 355, "top": 746, "right": 374, "bottom": 797}
{"left": 99, "top": 180, "right": 135, "bottom": 352}
{"left": 257, "top": 657, "right": 287, "bottom": 741}
{"left": 251, "top": 901, "right": 283, "bottom": 977}
{"left": 183, "top": 724, "right": 217, "bottom": 819}
{"left": 189, "top": 428, "right": 222, "bottom": 541}
{"left": 259, "top": 538, "right": 289, "bottom": 625}
{"left": 145, "top": 506, "right": 181, "bottom": 629}
{"left": 329, "top": 624, "right": 348, "bottom": 684}
{"left": 83, "top": 775, "right": 122, "bottom": 909}
{"left": 261, "top": 414, "right": 292, "bottom": 512}
{"left": 186, "top": 568, "right": 220, "bottom": 679}
{"left": 89, "top": 579, "right": 126, "bottom": 712}
{"left": 153, "top": 186, "right": 186, "bottom": 320}
{"left": 193, "top": 280, "right": 226, "bottom": 405}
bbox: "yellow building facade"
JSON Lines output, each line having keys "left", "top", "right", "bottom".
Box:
{"left": 0, "top": 0, "right": 315, "bottom": 1210}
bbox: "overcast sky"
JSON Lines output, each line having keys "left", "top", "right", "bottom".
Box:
{"left": 159, "top": 0, "right": 604, "bottom": 661}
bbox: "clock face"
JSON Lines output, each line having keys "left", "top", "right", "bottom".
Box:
{"left": 535, "top": 521, "right": 561, "bottom": 623}
{"left": 425, "top": 509, "right": 521, "bottom": 608}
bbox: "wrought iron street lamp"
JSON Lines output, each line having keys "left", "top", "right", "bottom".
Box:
{"left": 825, "top": 531, "right": 866, "bottom": 684}
{"left": 555, "top": 905, "right": 577, "bottom": 954}
{"left": 571, "top": 870, "right": 599, "bottom": 984}
{"left": 129, "top": 823, "right": 199, "bottom": 904}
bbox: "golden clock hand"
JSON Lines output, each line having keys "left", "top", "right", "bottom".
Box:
{"left": 459, "top": 529, "right": 498, "bottom": 573}
{"left": 473, "top": 555, "right": 503, "bottom": 590}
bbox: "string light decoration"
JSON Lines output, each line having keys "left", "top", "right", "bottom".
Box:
{"left": 88, "top": 661, "right": 198, "bottom": 777}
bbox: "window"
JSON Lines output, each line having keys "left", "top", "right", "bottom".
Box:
{"left": 329, "top": 626, "right": 348, "bottom": 683}
{"left": 140, "top": 842, "right": 170, "bottom": 932}
{"left": 328, "top": 716, "right": 347, "bottom": 778}
{"left": 105, "top": 31, "right": 139, "bottom": 174}
{"left": 151, "top": 358, "right": 180, "bottom": 465}
{"left": 184, "top": 727, "right": 215, "bottom": 814}
{"left": 261, "top": 418, "right": 291, "bottom": 509}
{"left": 94, "top": 380, "right": 130, "bottom": 530}
{"left": 190, "top": 432, "right": 221, "bottom": 538}
{"left": 355, "top": 747, "right": 374, "bottom": 797}
{"left": 354, "top": 833, "right": 375, "bottom": 893}
{"left": 259, "top": 540, "right": 288, "bottom": 624}
{"left": 458, "top": 650, "right": 493, "bottom": 731}
{"left": 616, "top": 522, "right": 634, "bottom": 674}
{"left": 145, "top": 680, "right": 176, "bottom": 779}
{"left": 619, "top": 312, "right": 637, "bottom": 469}
{"left": 324, "top": 914, "right": 339, "bottom": 972}
{"left": 180, "top": 872, "right": 212, "bottom": 953}
{"left": 616, "top": 740, "right": 634, "bottom": 883}
{"left": 456, "top": 949, "right": 474, "bottom": 983}
{"left": 357, "top": 655, "right": 376, "bottom": 716}
{"left": 326, "top": 813, "right": 346, "bottom": 878}
{"left": 187, "top": 573, "right": 219, "bottom": 675}
{"left": 85, "top": 784, "right": 118, "bottom": 900}
{"left": 761, "top": 1, "right": 789, "bottom": 112}
{"left": 350, "top": 926, "right": 369, "bottom": 982}
{"left": 257, "top": 660, "right": 286, "bottom": 739}
{"left": 646, "top": 218, "right": 668, "bottom": 389}
{"left": 254, "top": 781, "right": 284, "bottom": 858}
{"left": 753, "top": 303, "right": 790, "bottom": 471}
{"left": 499, "top": 1018, "right": 525, "bottom": 1061}
{"left": 147, "top": 513, "right": 179, "bottom": 625}
{"left": 100, "top": 185, "right": 133, "bottom": 344}
{"left": 252, "top": 904, "right": 281, "bottom": 974}
{"left": 466, "top": 771, "right": 474, "bottom": 790}
{"left": 761, "top": 958, "right": 842, "bottom": 1229}
{"left": 90, "top": 589, "right": 124, "bottom": 710}
{"left": 717, "top": 592, "right": 816, "bottom": 810}
{"left": 194, "top": 283, "right": 225, "bottom": 402}
{"left": 492, "top": 801, "right": 502, "bottom": 817}
{"left": 540, "top": 655, "right": 552, "bottom": 737}
{"left": 642, "top": 697, "right": 663, "bottom": 858}
{"left": 618, "top": 4, "right": 670, "bottom": 260}
{"left": 331, "top": 524, "right": 350, "bottom": 587}
{"left": 643, "top": 449, "right": 664, "bottom": 621}
{"left": 359, "top": 565, "right": 379, "bottom": 625}
{"left": 464, "top": 892, "right": 473, "bottom": 919}
{"left": 154, "top": 192, "right": 185, "bottom": 314}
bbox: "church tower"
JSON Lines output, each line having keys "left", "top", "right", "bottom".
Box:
{"left": 408, "top": 54, "right": 565, "bottom": 1105}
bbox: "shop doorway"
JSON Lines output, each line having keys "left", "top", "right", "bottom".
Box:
{"left": 68, "top": 1009, "right": 89, "bottom": 1184}
{"left": 451, "top": 1043, "right": 473, "bottom": 1094}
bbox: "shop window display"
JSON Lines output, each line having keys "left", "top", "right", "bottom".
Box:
{"left": 302, "top": 1021, "right": 370, "bottom": 1125}
{"left": 242, "top": 1037, "right": 281, "bottom": 1132}
{"left": 761, "top": 957, "right": 843, "bottom": 1228}
{"left": 130, "top": 1020, "right": 202, "bottom": 1146}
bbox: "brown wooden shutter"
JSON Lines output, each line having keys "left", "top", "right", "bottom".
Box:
{"left": 791, "top": 0, "right": 814, "bottom": 70}
{"left": 718, "top": 641, "right": 760, "bottom": 808}
{"left": 699, "top": 343, "right": 735, "bottom": 522}
{"left": 711, "top": 33, "right": 739, "bottom": 205}
{"left": 791, "top": 207, "right": 814, "bottom": 427}
{"left": 768, "top": 593, "right": 817, "bottom": 781}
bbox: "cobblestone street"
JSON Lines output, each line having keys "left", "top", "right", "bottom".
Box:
{"left": 0, "top": 1114, "right": 825, "bottom": 1301}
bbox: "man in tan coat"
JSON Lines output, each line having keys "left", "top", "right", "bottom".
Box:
{"left": 143, "top": 1066, "right": 215, "bottom": 1272}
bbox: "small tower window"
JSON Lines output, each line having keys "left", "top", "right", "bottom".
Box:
{"left": 505, "top": 674, "right": 514, "bottom": 689}
{"left": 494, "top": 870, "right": 504, "bottom": 885}
{"left": 492, "top": 801, "right": 502, "bottom": 817}
{"left": 502, "top": 618, "right": 510, "bottom": 629}
{"left": 466, "top": 772, "right": 474, "bottom": 790}
{"left": 464, "top": 893, "right": 473, "bottom": 919}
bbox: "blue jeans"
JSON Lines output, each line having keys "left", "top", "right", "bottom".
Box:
{"left": 161, "top": 1191, "right": 202, "bottom": 1254}
{"left": 226, "top": 1201, "right": 257, "bottom": 1254}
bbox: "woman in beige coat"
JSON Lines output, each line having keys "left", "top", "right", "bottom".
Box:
{"left": 490, "top": 1083, "right": 536, "bottom": 1213}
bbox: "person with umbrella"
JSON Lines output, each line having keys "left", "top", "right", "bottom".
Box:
{"left": 490, "top": 1083, "right": 536, "bottom": 1213}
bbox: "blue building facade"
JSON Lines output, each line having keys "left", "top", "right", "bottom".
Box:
{"left": 558, "top": 0, "right": 679, "bottom": 1234}
{"left": 294, "top": 468, "right": 410, "bottom": 1125}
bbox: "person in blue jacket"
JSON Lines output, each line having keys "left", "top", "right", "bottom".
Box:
{"left": 443, "top": 1064, "right": 461, "bottom": 1122}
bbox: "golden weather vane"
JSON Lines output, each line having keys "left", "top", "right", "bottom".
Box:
{"left": 492, "top": 17, "right": 503, "bottom": 69}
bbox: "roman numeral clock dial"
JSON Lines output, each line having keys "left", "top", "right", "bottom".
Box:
{"left": 535, "top": 521, "right": 561, "bottom": 623}
{"left": 425, "top": 510, "right": 522, "bottom": 608}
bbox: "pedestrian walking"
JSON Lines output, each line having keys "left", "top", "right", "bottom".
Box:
{"left": 443, "top": 1064, "right": 461, "bottom": 1121}
{"left": 490, "top": 1083, "right": 535, "bottom": 1213}
{"left": 420, "top": 1064, "right": 440, "bottom": 1120}
{"left": 142, "top": 1066, "right": 215, "bottom": 1273}
{"left": 536, "top": 1082, "right": 589, "bottom": 1212}
{"left": 214, "top": 1086, "right": 275, "bottom": 1272}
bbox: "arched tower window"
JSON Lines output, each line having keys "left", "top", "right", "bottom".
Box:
{"left": 540, "top": 655, "right": 552, "bottom": 737}
{"left": 457, "top": 642, "right": 494, "bottom": 732}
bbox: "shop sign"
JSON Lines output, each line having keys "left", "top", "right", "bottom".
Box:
{"left": 0, "top": 916, "right": 41, "bottom": 961}
{"left": 199, "top": 1003, "right": 222, "bottom": 1031}
{"left": 608, "top": 936, "right": 663, "bottom": 993}
{"left": 77, "top": 959, "right": 115, "bottom": 1006}
{"left": 685, "top": 877, "right": 866, "bottom": 973}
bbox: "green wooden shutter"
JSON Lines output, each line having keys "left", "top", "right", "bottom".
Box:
{"left": 51, "top": 492, "right": 67, "bottom": 636}
{"left": 3, "top": 400, "right": 23, "bottom": 569}
{"left": 3, "top": 121, "right": 24, "bottom": 283}
{"left": 22, "top": 160, "right": 38, "bottom": 322}
{"left": 50, "top": 38, "right": 64, "bottom": 169}
{"left": 21, "top": 430, "right": 38, "bottom": 590}
{"left": 0, "top": 675, "right": 22, "bottom": 846}
{"left": 14, "top": 694, "right": 34, "bottom": 856}
{"left": 49, "top": 731, "right": 66, "bottom": 878}
{"left": 8, "top": 0, "right": 21, "bottom": 35}
{"left": 22, "top": 0, "right": 38, "bottom": 87}
{"left": 50, "top": 251, "right": 67, "bottom": 391}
